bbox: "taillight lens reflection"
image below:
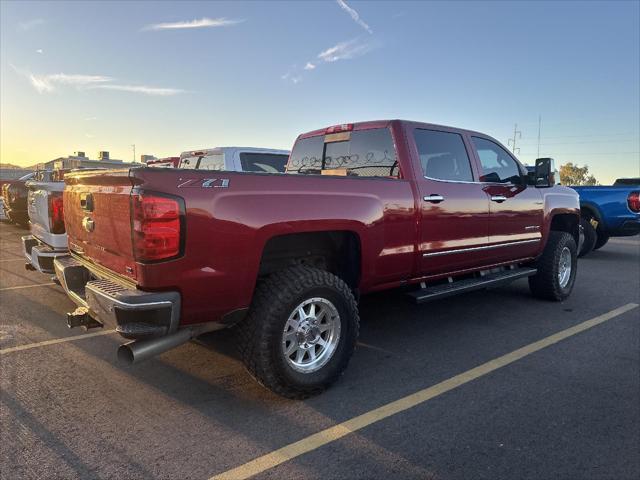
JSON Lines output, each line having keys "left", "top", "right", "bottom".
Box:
{"left": 48, "top": 193, "right": 65, "bottom": 234}
{"left": 131, "top": 193, "right": 183, "bottom": 261}
{"left": 628, "top": 191, "right": 640, "bottom": 213}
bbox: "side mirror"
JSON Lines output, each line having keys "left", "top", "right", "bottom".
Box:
{"left": 534, "top": 157, "right": 556, "bottom": 187}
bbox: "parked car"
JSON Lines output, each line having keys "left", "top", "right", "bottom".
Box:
{"left": 1, "top": 172, "right": 36, "bottom": 225}
{"left": 54, "top": 120, "right": 579, "bottom": 398}
{"left": 22, "top": 169, "right": 70, "bottom": 274}
{"left": 178, "top": 147, "right": 290, "bottom": 173}
{"left": 572, "top": 179, "right": 640, "bottom": 256}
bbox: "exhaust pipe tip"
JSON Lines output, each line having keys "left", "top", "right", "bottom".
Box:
{"left": 117, "top": 342, "right": 135, "bottom": 365}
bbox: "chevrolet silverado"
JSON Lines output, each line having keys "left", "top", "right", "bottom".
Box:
{"left": 55, "top": 120, "right": 580, "bottom": 398}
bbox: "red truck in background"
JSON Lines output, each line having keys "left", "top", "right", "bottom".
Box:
{"left": 55, "top": 120, "right": 580, "bottom": 398}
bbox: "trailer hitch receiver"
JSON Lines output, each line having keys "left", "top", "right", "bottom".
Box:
{"left": 67, "top": 306, "right": 103, "bottom": 330}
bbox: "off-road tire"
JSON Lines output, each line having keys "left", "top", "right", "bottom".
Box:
{"left": 529, "top": 231, "right": 577, "bottom": 301}
{"left": 578, "top": 217, "right": 596, "bottom": 257}
{"left": 593, "top": 231, "right": 610, "bottom": 250}
{"left": 237, "top": 266, "right": 359, "bottom": 399}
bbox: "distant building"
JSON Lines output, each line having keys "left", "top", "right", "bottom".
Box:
{"left": 42, "top": 151, "right": 137, "bottom": 171}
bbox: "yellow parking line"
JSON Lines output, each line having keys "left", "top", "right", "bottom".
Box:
{"left": 0, "top": 282, "right": 56, "bottom": 292}
{"left": 0, "top": 329, "right": 118, "bottom": 355}
{"left": 210, "top": 302, "right": 639, "bottom": 480}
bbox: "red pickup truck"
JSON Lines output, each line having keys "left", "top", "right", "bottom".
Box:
{"left": 55, "top": 120, "right": 580, "bottom": 398}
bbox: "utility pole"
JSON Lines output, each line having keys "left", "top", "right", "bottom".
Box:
{"left": 507, "top": 123, "right": 521, "bottom": 155}
{"left": 537, "top": 115, "right": 542, "bottom": 159}
{"left": 131, "top": 144, "right": 136, "bottom": 163}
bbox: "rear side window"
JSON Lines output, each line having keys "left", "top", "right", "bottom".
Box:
{"left": 179, "top": 153, "right": 224, "bottom": 170}
{"left": 472, "top": 137, "right": 522, "bottom": 183}
{"left": 197, "top": 154, "right": 225, "bottom": 170}
{"left": 286, "top": 128, "right": 398, "bottom": 178}
{"left": 240, "top": 153, "right": 288, "bottom": 173}
{"left": 414, "top": 129, "right": 474, "bottom": 182}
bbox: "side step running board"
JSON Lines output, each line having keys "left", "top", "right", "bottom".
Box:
{"left": 407, "top": 267, "right": 537, "bottom": 304}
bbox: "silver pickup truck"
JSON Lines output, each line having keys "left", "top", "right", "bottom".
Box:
{"left": 22, "top": 170, "right": 69, "bottom": 274}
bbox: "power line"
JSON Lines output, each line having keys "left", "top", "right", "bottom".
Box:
{"left": 518, "top": 139, "right": 640, "bottom": 146}
{"left": 537, "top": 116, "right": 541, "bottom": 159}
{"left": 519, "top": 151, "right": 640, "bottom": 156}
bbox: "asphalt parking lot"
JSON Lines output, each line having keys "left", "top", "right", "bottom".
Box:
{"left": 1, "top": 221, "right": 638, "bottom": 480}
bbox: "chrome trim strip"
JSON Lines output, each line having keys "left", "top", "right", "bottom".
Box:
{"left": 422, "top": 175, "right": 522, "bottom": 187}
{"left": 422, "top": 238, "right": 540, "bottom": 257}
{"left": 423, "top": 175, "right": 480, "bottom": 185}
{"left": 86, "top": 284, "right": 174, "bottom": 311}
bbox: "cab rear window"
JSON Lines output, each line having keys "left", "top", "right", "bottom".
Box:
{"left": 240, "top": 153, "right": 288, "bottom": 173}
{"left": 286, "top": 128, "right": 398, "bottom": 178}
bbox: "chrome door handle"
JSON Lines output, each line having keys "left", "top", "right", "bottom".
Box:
{"left": 423, "top": 194, "right": 444, "bottom": 203}
{"left": 491, "top": 195, "right": 507, "bottom": 203}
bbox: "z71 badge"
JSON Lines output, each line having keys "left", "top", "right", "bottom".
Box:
{"left": 177, "top": 178, "right": 230, "bottom": 189}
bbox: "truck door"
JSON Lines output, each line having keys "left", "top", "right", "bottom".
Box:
{"left": 470, "top": 136, "right": 544, "bottom": 263}
{"left": 413, "top": 128, "right": 492, "bottom": 275}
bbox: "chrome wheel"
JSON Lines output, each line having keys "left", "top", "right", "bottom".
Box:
{"left": 558, "top": 246, "right": 572, "bottom": 288}
{"left": 281, "top": 297, "right": 341, "bottom": 374}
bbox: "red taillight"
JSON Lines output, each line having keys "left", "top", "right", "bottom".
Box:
{"left": 48, "top": 193, "right": 65, "bottom": 234}
{"left": 325, "top": 124, "right": 353, "bottom": 134}
{"left": 131, "top": 193, "right": 183, "bottom": 262}
{"left": 628, "top": 191, "right": 640, "bottom": 213}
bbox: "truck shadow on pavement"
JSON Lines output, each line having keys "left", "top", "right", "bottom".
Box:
{"left": 2, "top": 269, "right": 604, "bottom": 478}
{"left": 1, "top": 391, "right": 156, "bottom": 479}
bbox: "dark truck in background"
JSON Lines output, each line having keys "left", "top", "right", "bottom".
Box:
{"left": 54, "top": 120, "right": 580, "bottom": 398}
{"left": 1, "top": 172, "right": 36, "bottom": 225}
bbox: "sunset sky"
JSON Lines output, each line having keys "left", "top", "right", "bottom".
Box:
{"left": 1, "top": 0, "right": 638, "bottom": 183}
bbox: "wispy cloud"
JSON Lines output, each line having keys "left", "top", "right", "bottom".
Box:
{"left": 22, "top": 71, "right": 112, "bottom": 94}
{"left": 88, "top": 84, "right": 186, "bottom": 96}
{"left": 317, "top": 38, "right": 375, "bottom": 63}
{"left": 18, "top": 18, "right": 45, "bottom": 31}
{"left": 11, "top": 64, "right": 185, "bottom": 96}
{"left": 336, "top": 0, "right": 372, "bottom": 34}
{"left": 281, "top": 71, "right": 302, "bottom": 85}
{"left": 36, "top": 49, "right": 43, "bottom": 54}
{"left": 143, "top": 17, "right": 243, "bottom": 31}
{"left": 281, "top": 38, "right": 376, "bottom": 84}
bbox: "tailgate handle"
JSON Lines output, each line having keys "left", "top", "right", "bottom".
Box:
{"left": 80, "top": 193, "right": 94, "bottom": 212}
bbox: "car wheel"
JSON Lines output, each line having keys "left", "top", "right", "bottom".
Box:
{"left": 237, "top": 266, "right": 359, "bottom": 399}
{"left": 578, "top": 216, "right": 597, "bottom": 257}
{"left": 529, "top": 231, "right": 577, "bottom": 301}
{"left": 593, "top": 232, "right": 610, "bottom": 250}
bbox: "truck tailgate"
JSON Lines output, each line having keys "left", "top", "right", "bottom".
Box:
{"left": 64, "top": 169, "right": 138, "bottom": 282}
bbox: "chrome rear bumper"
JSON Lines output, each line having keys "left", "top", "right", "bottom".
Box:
{"left": 54, "top": 256, "right": 181, "bottom": 339}
{"left": 22, "top": 235, "right": 67, "bottom": 274}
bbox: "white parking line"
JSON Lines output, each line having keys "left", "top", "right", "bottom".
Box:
{"left": 0, "top": 258, "right": 24, "bottom": 262}
{"left": 0, "top": 282, "right": 56, "bottom": 292}
{"left": 210, "top": 302, "right": 639, "bottom": 480}
{"left": 0, "top": 329, "right": 118, "bottom": 355}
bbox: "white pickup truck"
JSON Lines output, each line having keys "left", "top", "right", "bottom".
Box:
{"left": 22, "top": 170, "right": 72, "bottom": 274}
